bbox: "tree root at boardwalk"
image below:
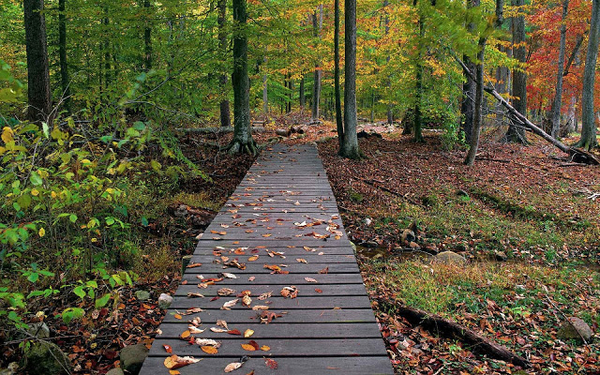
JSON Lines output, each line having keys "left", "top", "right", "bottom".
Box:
{"left": 376, "top": 298, "right": 530, "bottom": 369}
{"left": 226, "top": 138, "right": 259, "bottom": 156}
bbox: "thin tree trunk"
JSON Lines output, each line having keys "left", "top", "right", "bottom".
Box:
{"left": 464, "top": 38, "right": 486, "bottom": 165}
{"left": 340, "top": 0, "right": 361, "bottom": 159}
{"left": 218, "top": 0, "right": 231, "bottom": 127}
{"left": 550, "top": 0, "right": 569, "bottom": 138}
{"left": 24, "top": 0, "right": 52, "bottom": 123}
{"left": 384, "top": 0, "right": 393, "bottom": 124}
{"left": 334, "top": 0, "right": 344, "bottom": 147}
{"left": 504, "top": 0, "right": 528, "bottom": 144}
{"left": 413, "top": 0, "right": 425, "bottom": 143}
{"left": 229, "top": 0, "right": 256, "bottom": 155}
{"left": 143, "top": 0, "right": 152, "bottom": 71}
{"left": 575, "top": 0, "right": 600, "bottom": 150}
{"left": 299, "top": 76, "right": 305, "bottom": 109}
{"left": 461, "top": 0, "right": 480, "bottom": 143}
{"left": 58, "top": 0, "right": 70, "bottom": 113}
{"left": 311, "top": 5, "right": 323, "bottom": 120}
{"left": 263, "top": 72, "right": 268, "bottom": 117}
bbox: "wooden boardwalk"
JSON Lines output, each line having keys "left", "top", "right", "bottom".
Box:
{"left": 139, "top": 144, "right": 393, "bottom": 374}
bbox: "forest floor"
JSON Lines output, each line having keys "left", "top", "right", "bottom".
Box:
{"left": 3, "top": 118, "right": 599, "bottom": 374}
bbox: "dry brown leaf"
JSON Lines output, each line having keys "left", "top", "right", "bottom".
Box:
{"left": 210, "top": 327, "right": 228, "bottom": 333}
{"left": 195, "top": 338, "right": 220, "bottom": 347}
{"left": 180, "top": 330, "right": 191, "bottom": 339}
{"left": 252, "top": 305, "right": 269, "bottom": 310}
{"left": 227, "top": 329, "right": 242, "bottom": 335}
{"left": 261, "top": 345, "right": 270, "bottom": 351}
{"left": 187, "top": 292, "right": 205, "bottom": 298}
{"left": 163, "top": 344, "right": 173, "bottom": 354}
{"left": 222, "top": 299, "right": 239, "bottom": 310}
{"left": 242, "top": 294, "right": 252, "bottom": 307}
{"left": 164, "top": 355, "right": 201, "bottom": 369}
{"left": 218, "top": 288, "right": 236, "bottom": 296}
{"left": 241, "top": 343, "right": 256, "bottom": 351}
{"left": 201, "top": 346, "right": 218, "bottom": 354}
{"left": 248, "top": 255, "right": 259, "bottom": 261}
{"left": 265, "top": 358, "right": 278, "bottom": 369}
{"left": 216, "top": 319, "right": 229, "bottom": 330}
{"left": 174, "top": 314, "right": 183, "bottom": 320}
{"left": 296, "top": 258, "right": 308, "bottom": 264}
{"left": 257, "top": 291, "right": 272, "bottom": 300}
{"left": 224, "top": 362, "right": 243, "bottom": 373}
{"left": 305, "top": 277, "right": 318, "bottom": 283}
{"left": 188, "top": 326, "right": 205, "bottom": 334}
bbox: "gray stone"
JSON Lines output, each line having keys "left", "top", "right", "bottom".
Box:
{"left": 24, "top": 341, "right": 71, "bottom": 375}
{"left": 158, "top": 293, "right": 174, "bottom": 309}
{"left": 0, "top": 362, "right": 19, "bottom": 375}
{"left": 558, "top": 317, "right": 594, "bottom": 342}
{"left": 120, "top": 344, "right": 148, "bottom": 375}
{"left": 135, "top": 290, "right": 150, "bottom": 301}
{"left": 106, "top": 368, "right": 125, "bottom": 375}
{"left": 434, "top": 251, "right": 466, "bottom": 265}
{"left": 28, "top": 322, "right": 50, "bottom": 339}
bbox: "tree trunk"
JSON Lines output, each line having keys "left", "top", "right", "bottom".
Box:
{"left": 229, "top": 0, "right": 257, "bottom": 155}
{"left": 58, "top": 0, "right": 70, "bottom": 113}
{"left": 384, "top": 0, "right": 394, "bottom": 124}
{"left": 550, "top": 0, "right": 569, "bottom": 138}
{"left": 461, "top": 0, "right": 480, "bottom": 143}
{"left": 575, "top": 0, "right": 600, "bottom": 150}
{"left": 143, "top": 0, "right": 152, "bottom": 71}
{"left": 334, "top": 0, "right": 344, "bottom": 147}
{"left": 340, "top": 0, "right": 361, "bottom": 159}
{"left": 24, "top": 0, "right": 52, "bottom": 123}
{"left": 218, "top": 0, "right": 231, "bottom": 127}
{"left": 299, "top": 76, "right": 305, "bottom": 109}
{"left": 262, "top": 72, "right": 268, "bottom": 117}
{"left": 464, "top": 38, "right": 486, "bottom": 165}
{"left": 311, "top": 5, "right": 323, "bottom": 121}
{"left": 504, "top": 0, "right": 528, "bottom": 144}
{"left": 413, "top": 0, "right": 425, "bottom": 143}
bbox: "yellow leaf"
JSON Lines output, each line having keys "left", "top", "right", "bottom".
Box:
{"left": 38, "top": 228, "right": 45, "bottom": 237}
{"left": 261, "top": 345, "right": 270, "bottom": 351}
{"left": 243, "top": 329, "right": 254, "bottom": 338}
{"left": 1, "top": 127, "right": 14, "bottom": 144}
{"left": 31, "top": 189, "right": 39, "bottom": 196}
{"left": 241, "top": 344, "right": 256, "bottom": 351}
{"left": 201, "top": 346, "right": 218, "bottom": 354}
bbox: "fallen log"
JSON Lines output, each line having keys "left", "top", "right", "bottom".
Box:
{"left": 452, "top": 52, "right": 599, "bottom": 165}
{"left": 176, "top": 126, "right": 266, "bottom": 134}
{"left": 377, "top": 298, "right": 530, "bottom": 368}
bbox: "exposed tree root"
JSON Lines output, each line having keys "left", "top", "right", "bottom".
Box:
{"left": 377, "top": 298, "right": 531, "bottom": 369}
{"left": 226, "top": 137, "right": 259, "bottom": 156}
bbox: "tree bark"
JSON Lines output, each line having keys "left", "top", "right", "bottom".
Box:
{"left": 384, "top": 0, "right": 393, "bottom": 124}
{"left": 218, "top": 0, "right": 231, "bottom": 127}
{"left": 340, "top": 0, "right": 361, "bottom": 159}
{"left": 143, "top": 0, "right": 152, "bottom": 71}
{"left": 575, "top": 0, "right": 600, "bottom": 150}
{"left": 58, "top": 0, "right": 70, "bottom": 113}
{"left": 550, "top": 0, "right": 569, "bottom": 138}
{"left": 461, "top": 0, "right": 480, "bottom": 143}
{"left": 311, "top": 5, "right": 323, "bottom": 121}
{"left": 464, "top": 38, "right": 486, "bottom": 166}
{"left": 504, "top": 0, "right": 528, "bottom": 144}
{"left": 229, "top": 0, "right": 257, "bottom": 155}
{"left": 413, "top": 0, "right": 425, "bottom": 143}
{"left": 299, "top": 76, "right": 305, "bottom": 109}
{"left": 334, "top": 0, "right": 344, "bottom": 147}
{"left": 24, "top": 0, "right": 52, "bottom": 123}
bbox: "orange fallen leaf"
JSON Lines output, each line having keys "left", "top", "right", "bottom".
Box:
{"left": 201, "top": 346, "right": 218, "bottom": 354}
{"left": 227, "top": 329, "right": 242, "bottom": 335}
{"left": 163, "top": 344, "right": 173, "bottom": 353}
{"left": 169, "top": 370, "right": 181, "bottom": 375}
{"left": 174, "top": 314, "right": 183, "bottom": 320}
{"left": 180, "top": 330, "right": 191, "bottom": 339}
{"left": 265, "top": 358, "right": 278, "bottom": 369}
{"left": 261, "top": 345, "right": 270, "bottom": 351}
{"left": 248, "top": 255, "right": 259, "bottom": 261}
{"left": 262, "top": 234, "right": 272, "bottom": 237}
{"left": 315, "top": 288, "right": 323, "bottom": 293}
{"left": 241, "top": 343, "right": 256, "bottom": 351}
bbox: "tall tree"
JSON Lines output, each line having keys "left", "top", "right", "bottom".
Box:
{"left": 228, "top": 0, "right": 257, "bottom": 154}
{"left": 461, "top": 0, "right": 480, "bottom": 143}
{"left": 575, "top": 0, "right": 600, "bottom": 150}
{"left": 58, "top": 0, "right": 70, "bottom": 112}
{"left": 549, "top": 0, "right": 569, "bottom": 138}
{"left": 339, "top": 0, "right": 361, "bottom": 158}
{"left": 504, "top": 0, "right": 528, "bottom": 144}
{"left": 218, "top": 0, "right": 231, "bottom": 127}
{"left": 311, "top": 4, "right": 323, "bottom": 120}
{"left": 24, "top": 0, "right": 52, "bottom": 123}
{"left": 334, "top": 0, "right": 343, "bottom": 147}
{"left": 143, "top": 0, "right": 152, "bottom": 71}
{"left": 412, "top": 0, "right": 425, "bottom": 143}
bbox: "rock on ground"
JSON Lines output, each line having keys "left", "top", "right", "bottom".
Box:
{"left": 158, "top": 293, "right": 173, "bottom": 309}
{"left": 558, "top": 317, "right": 594, "bottom": 342}
{"left": 106, "top": 368, "right": 125, "bottom": 375}
{"left": 120, "top": 343, "right": 149, "bottom": 375}
{"left": 434, "top": 251, "right": 466, "bottom": 265}
{"left": 24, "top": 342, "right": 71, "bottom": 375}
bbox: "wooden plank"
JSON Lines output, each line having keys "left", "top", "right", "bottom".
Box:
{"left": 187, "top": 254, "right": 358, "bottom": 263}
{"left": 140, "top": 356, "right": 394, "bottom": 375}
{"left": 174, "top": 283, "right": 368, "bottom": 297}
{"left": 169, "top": 295, "right": 373, "bottom": 310}
{"left": 181, "top": 273, "right": 365, "bottom": 285}
{"left": 183, "top": 263, "right": 359, "bottom": 274}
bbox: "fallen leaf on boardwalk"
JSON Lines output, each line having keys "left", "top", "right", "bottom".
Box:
{"left": 221, "top": 272, "right": 238, "bottom": 279}
{"left": 261, "top": 345, "right": 270, "bottom": 351}
{"left": 294, "top": 201, "right": 300, "bottom": 206}
{"left": 225, "top": 259, "right": 246, "bottom": 270}
{"left": 257, "top": 291, "right": 272, "bottom": 300}
{"left": 303, "top": 246, "right": 316, "bottom": 252}
{"left": 190, "top": 317, "right": 202, "bottom": 326}
{"left": 169, "top": 370, "right": 181, "bottom": 375}
{"left": 296, "top": 258, "right": 308, "bottom": 264}
{"left": 244, "top": 329, "right": 254, "bottom": 338}
{"left": 245, "top": 229, "right": 254, "bottom": 233}
{"left": 259, "top": 310, "right": 282, "bottom": 324}
{"left": 195, "top": 338, "right": 220, "bottom": 347}
{"left": 217, "top": 319, "right": 229, "bottom": 330}
{"left": 164, "top": 355, "right": 201, "bottom": 369}
{"left": 305, "top": 277, "right": 318, "bottom": 283}
{"left": 218, "top": 288, "right": 236, "bottom": 296}
{"left": 248, "top": 276, "right": 256, "bottom": 282}
{"left": 201, "top": 346, "right": 218, "bottom": 354}
{"left": 318, "top": 267, "right": 329, "bottom": 274}
{"left": 315, "top": 288, "right": 323, "bottom": 293}
{"left": 210, "top": 230, "right": 227, "bottom": 235}
{"left": 186, "top": 307, "right": 204, "bottom": 314}
{"left": 242, "top": 294, "right": 252, "bottom": 307}
{"left": 280, "top": 286, "right": 298, "bottom": 299}
{"left": 187, "top": 292, "right": 205, "bottom": 298}
{"left": 265, "top": 358, "right": 278, "bottom": 369}
{"left": 248, "top": 255, "right": 259, "bottom": 261}
{"left": 174, "top": 314, "right": 183, "bottom": 320}
{"left": 188, "top": 326, "right": 205, "bottom": 334}
{"left": 263, "top": 264, "right": 281, "bottom": 272}
{"left": 210, "top": 296, "right": 219, "bottom": 301}
{"left": 262, "top": 234, "right": 272, "bottom": 237}
{"left": 210, "top": 327, "right": 228, "bottom": 333}
{"left": 187, "top": 263, "right": 202, "bottom": 268}
{"left": 234, "top": 248, "right": 246, "bottom": 255}
{"left": 224, "top": 362, "right": 243, "bottom": 373}
{"left": 252, "top": 305, "right": 269, "bottom": 310}
{"left": 222, "top": 299, "right": 239, "bottom": 310}
{"left": 180, "top": 330, "right": 191, "bottom": 339}
{"left": 163, "top": 344, "right": 173, "bottom": 354}
{"left": 221, "top": 224, "right": 229, "bottom": 228}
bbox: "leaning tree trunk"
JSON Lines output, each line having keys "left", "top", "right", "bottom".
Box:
{"left": 218, "top": 0, "right": 231, "bottom": 127}
{"left": 228, "top": 0, "right": 257, "bottom": 155}
{"left": 575, "top": 0, "right": 600, "bottom": 150}
{"left": 339, "top": 0, "right": 361, "bottom": 159}
{"left": 24, "top": 0, "right": 52, "bottom": 123}
{"left": 334, "top": 0, "right": 344, "bottom": 148}
{"left": 504, "top": 0, "right": 528, "bottom": 144}
{"left": 549, "top": 0, "right": 569, "bottom": 138}
{"left": 58, "top": 0, "right": 70, "bottom": 113}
